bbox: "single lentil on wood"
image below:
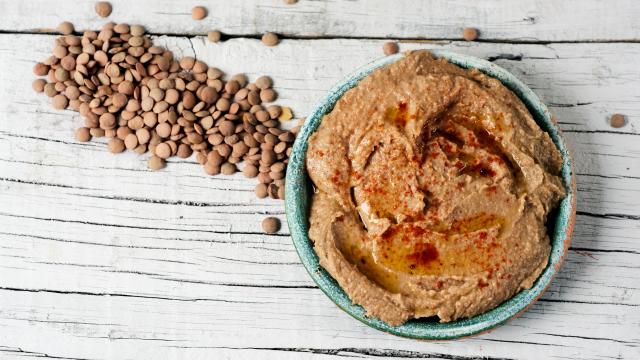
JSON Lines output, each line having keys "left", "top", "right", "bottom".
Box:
{"left": 463, "top": 27, "right": 479, "bottom": 41}
{"left": 95, "top": 2, "right": 113, "bottom": 18}
{"left": 57, "top": 21, "right": 74, "bottom": 35}
{"left": 262, "top": 217, "right": 281, "bottom": 234}
{"left": 261, "top": 32, "right": 279, "bottom": 47}
{"left": 610, "top": 113, "right": 626, "bottom": 128}
{"left": 191, "top": 6, "right": 207, "bottom": 20}
{"left": 383, "top": 41, "right": 399, "bottom": 55}
{"left": 32, "top": 22, "right": 297, "bottom": 200}
{"left": 207, "top": 31, "right": 222, "bottom": 43}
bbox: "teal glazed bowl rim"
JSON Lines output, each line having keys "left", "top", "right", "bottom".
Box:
{"left": 284, "top": 50, "right": 577, "bottom": 340}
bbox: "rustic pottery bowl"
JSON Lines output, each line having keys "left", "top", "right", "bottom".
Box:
{"left": 285, "top": 50, "right": 577, "bottom": 340}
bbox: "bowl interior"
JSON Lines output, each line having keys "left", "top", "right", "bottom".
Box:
{"left": 285, "top": 50, "right": 576, "bottom": 340}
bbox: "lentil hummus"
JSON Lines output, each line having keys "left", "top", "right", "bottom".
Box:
{"left": 306, "top": 50, "right": 565, "bottom": 326}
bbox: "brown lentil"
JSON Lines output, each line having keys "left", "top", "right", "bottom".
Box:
{"left": 134, "top": 144, "right": 147, "bottom": 154}
{"left": 255, "top": 76, "right": 272, "bottom": 90}
{"left": 99, "top": 113, "right": 116, "bottom": 129}
{"left": 33, "top": 63, "right": 49, "bottom": 76}
{"left": 463, "top": 27, "right": 479, "bottom": 41}
{"left": 261, "top": 32, "right": 279, "bottom": 47}
{"left": 124, "top": 133, "right": 138, "bottom": 149}
{"left": 217, "top": 143, "right": 232, "bottom": 157}
{"left": 268, "top": 183, "right": 280, "bottom": 199}
{"left": 155, "top": 142, "right": 172, "bottom": 159}
{"left": 180, "top": 57, "right": 195, "bottom": 70}
{"left": 148, "top": 155, "right": 166, "bottom": 170}
{"left": 116, "top": 126, "right": 132, "bottom": 140}
{"left": 177, "top": 143, "right": 193, "bottom": 158}
{"left": 75, "top": 127, "right": 91, "bottom": 142}
{"left": 191, "top": 6, "right": 208, "bottom": 20}
{"left": 95, "top": 2, "right": 113, "bottom": 18}
{"left": 207, "top": 30, "right": 222, "bottom": 42}
{"left": 266, "top": 105, "right": 282, "bottom": 119}
{"left": 221, "top": 162, "right": 237, "bottom": 175}
{"left": 207, "top": 150, "right": 224, "bottom": 166}
{"left": 231, "top": 74, "right": 248, "bottom": 87}
{"left": 113, "top": 23, "right": 129, "bottom": 34}
{"left": 255, "top": 183, "right": 268, "bottom": 198}
{"left": 58, "top": 21, "right": 74, "bottom": 35}
{"left": 383, "top": 41, "right": 399, "bottom": 55}
{"left": 108, "top": 138, "right": 125, "bottom": 153}
{"left": 243, "top": 164, "right": 259, "bottom": 178}
{"left": 52, "top": 94, "right": 68, "bottom": 109}
{"left": 610, "top": 114, "right": 626, "bottom": 128}
{"left": 260, "top": 88, "right": 277, "bottom": 103}
{"left": 32, "top": 79, "right": 46, "bottom": 92}
{"left": 136, "top": 128, "right": 151, "bottom": 144}
{"left": 257, "top": 171, "right": 272, "bottom": 184}
{"left": 90, "top": 128, "right": 105, "bottom": 137}
{"left": 261, "top": 217, "right": 281, "bottom": 234}
{"left": 204, "top": 162, "right": 220, "bottom": 175}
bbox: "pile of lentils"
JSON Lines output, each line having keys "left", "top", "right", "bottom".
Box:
{"left": 32, "top": 22, "right": 302, "bottom": 200}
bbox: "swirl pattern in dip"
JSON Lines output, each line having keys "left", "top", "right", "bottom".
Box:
{"left": 306, "top": 50, "right": 565, "bottom": 326}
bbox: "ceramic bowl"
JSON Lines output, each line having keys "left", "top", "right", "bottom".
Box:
{"left": 284, "top": 50, "right": 577, "bottom": 340}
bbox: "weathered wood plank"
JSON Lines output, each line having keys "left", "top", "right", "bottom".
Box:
{"left": 0, "top": 288, "right": 638, "bottom": 360}
{"left": 0, "top": 34, "right": 639, "bottom": 359}
{"left": 1, "top": 0, "right": 640, "bottom": 42}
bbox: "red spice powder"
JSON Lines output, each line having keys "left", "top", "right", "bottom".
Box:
{"left": 407, "top": 242, "right": 439, "bottom": 266}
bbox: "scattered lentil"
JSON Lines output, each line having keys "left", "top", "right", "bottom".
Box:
{"left": 191, "top": 6, "right": 207, "bottom": 20}
{"left": 255, "top": 183, "right": 268, "bottom": 198}
{"left": 207, "top": 30, "right": 222, "bottom": 42}
{"left": 610, "top": 113, "right": 626, "bottom": 128}
{"left": 383, "top": 41, "right": 399, "bottom": 55}
{"left": 243, "top": 164, "right": 259, "bottom": 178}
{"left": 463, "top": 27, "right": 479, "bottom": 41}
{"left": 124, "top": 133, "right": 139, "bottom": 149}
{"left": 57, "top": 21, "right": 74, "bottom": 35}
{"left": 32, "top": 79, "right": 46, "bottom": 92}
{"left": 130, "top": 25, "right": 145, "bottom": 36}
{"left": 221, "top": 162, "right": 237, "bottom": 175}
{"left": 255, "top": 76, "right": 272, "bottom": 90}
{"left": 107, "top": 138, "right": 125, "bottom": 153}
{"left": 261, "top": 32, "right": 279, "bottom": 47}
{"left": 177, "top": 144, "right": 193, "bottom": 158}
{"left": 90, "top": 128, "right": 105, "bottom": 137}
{"left": 33, "top": 63, "right": 49, "bottom": 76}
{"left": 95, "top": 2, "right": 112, "bottom": 18}
{"left": 260, "top": 88, "right": 277, "bottom": 103}
{"left": 52, "top": 94, "right": 68, "bottom": 109}
{"left": 75, "top": 127, "right": 91, "bottom": 142}
{"left": 148, "top": 155, "right": 166, "bottom": 170}
{"left": 155, "top": 142, "right": 172, "bottom": 159}
{"left": 262, "top": 217, "right": 281, "bottom": 234}
{"left": 204, "top": 162, "right": 220, "bottom": 175}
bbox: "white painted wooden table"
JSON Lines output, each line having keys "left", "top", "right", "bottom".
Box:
{"left": 0, "top": 1, "right": 638, "bottom": 359}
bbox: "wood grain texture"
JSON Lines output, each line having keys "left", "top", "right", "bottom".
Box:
{"left": 0, "top": 0, "right": 640, "bottom": 41}
{"left": 0, "top": 31, "right": 638, "bottom": 360}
